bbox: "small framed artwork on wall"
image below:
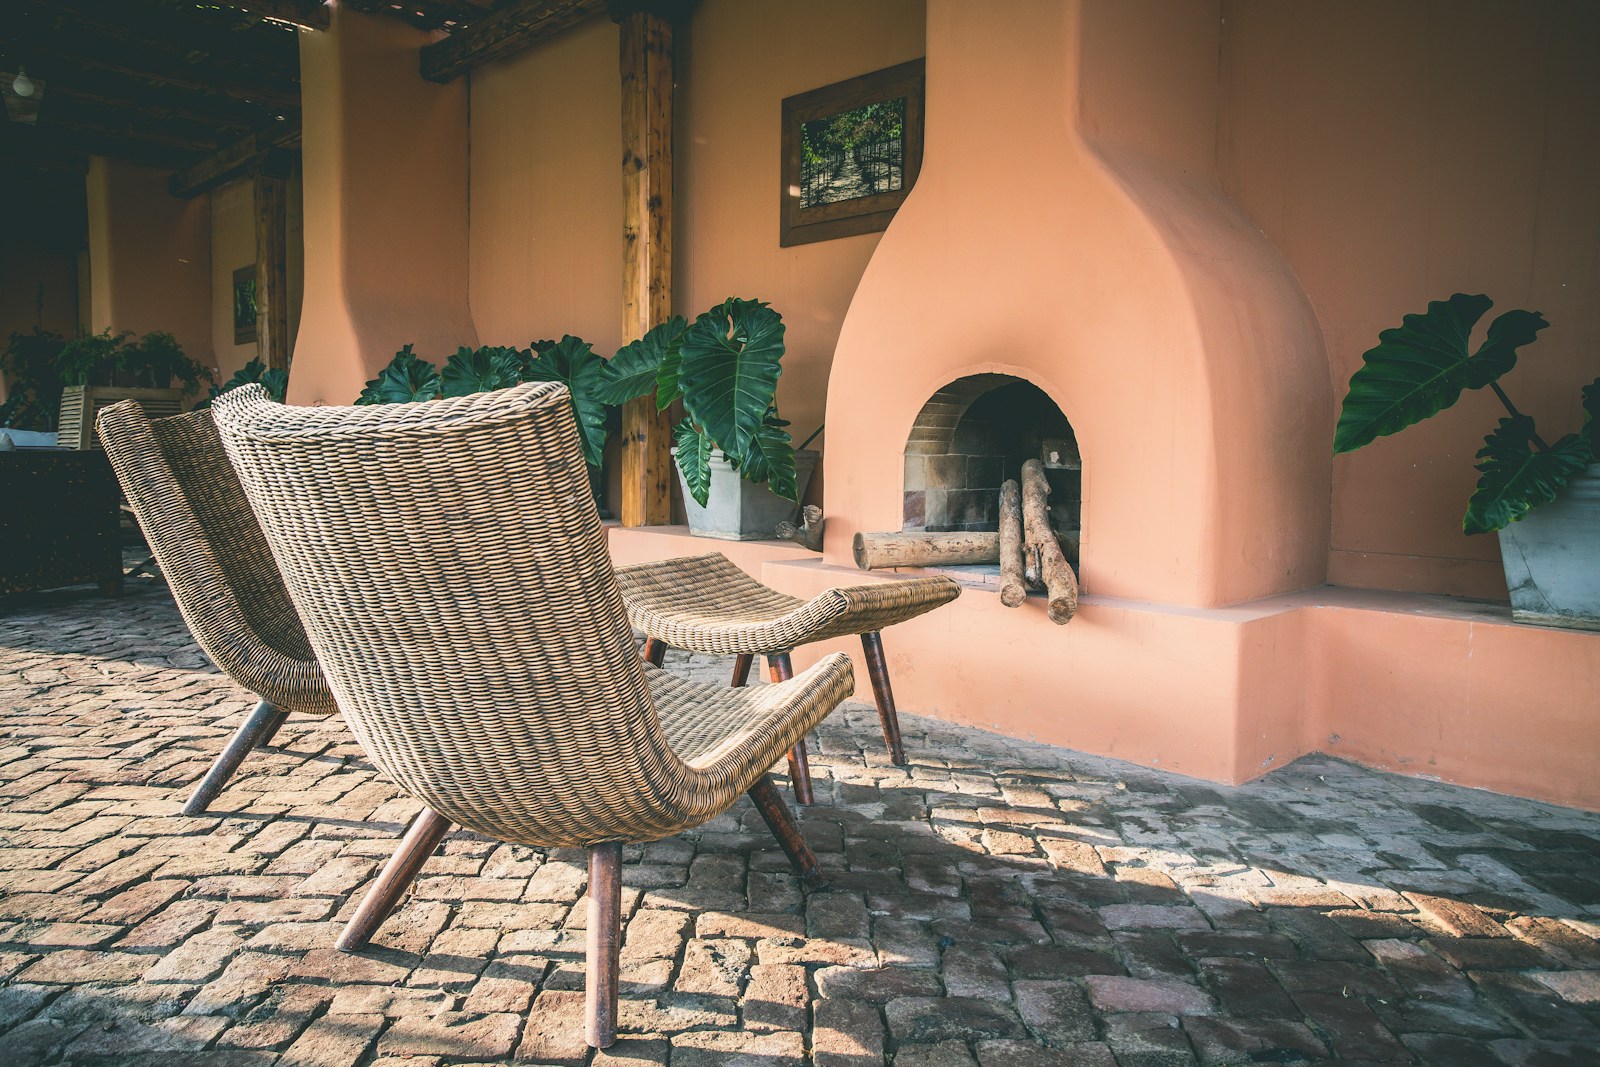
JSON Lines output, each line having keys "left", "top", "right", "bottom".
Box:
{"left": 780, "top": 58, "right": 925, "bottom": 248}
{"left": 232, "top": 265, "right": 257, "bottom": 345}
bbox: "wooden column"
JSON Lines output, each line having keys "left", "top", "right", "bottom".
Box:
{"left": 253, "top": 161, "right": 291, "bottom": 372}
{"left": 618, "top": 7, "right": 676, "bottom": 526}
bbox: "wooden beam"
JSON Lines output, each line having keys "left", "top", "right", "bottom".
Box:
{"left": 212, "top": 0, "right": 330, "bottom": 31}
{"left": 253, "top": 170, "right": 291, "bottom": 372}
{"left": 169, "top": 120, "right": 301, "bottom": 200}
{"left": 420, "top": 0, "right": 607, "bottom": 83}
{"left": 617, "top": 8, "right": 675, "bottom": 527}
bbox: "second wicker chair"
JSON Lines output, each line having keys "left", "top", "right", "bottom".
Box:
{"left": 97, "top": 401, "right": 337, "bottom": 815}
{"left": 210, "top": 381, "right": 854, "bottom": 1050}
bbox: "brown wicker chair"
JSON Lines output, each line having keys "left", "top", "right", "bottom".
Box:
{"left": 96, "top": 401, "right": 337, "bottom": 816}
{"left": 210, "top": 381, "right": 854, "bottom": 1049}
{"left": 615, "top": 553, "right": 960, "bottom": 803}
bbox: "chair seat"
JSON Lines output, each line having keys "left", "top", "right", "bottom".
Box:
{"left": 616, "top": 553, "right": 961, "bottom": 654}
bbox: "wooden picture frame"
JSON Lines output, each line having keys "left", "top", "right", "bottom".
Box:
{"left": 232, "top": 265, "right": 257, "bottom": 345}
{"left": 780, "top": 59, "right": 925, "bottom": 248}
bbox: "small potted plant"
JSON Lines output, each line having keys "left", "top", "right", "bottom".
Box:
{"left": 1334, "top": 293, "right": 1599, "bottom": 629}
{"left": 597, "top": 297, "right": 818, "bottom": 539}
{"left": 54, "top": 330, "right": 214, "bottom": 449}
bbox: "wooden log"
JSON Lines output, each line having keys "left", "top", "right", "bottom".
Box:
{"left": 998, "top": 480, "right": 1026, "bottom": 607}
{"left": 853, "top": 529, "right": 1080, "bottom": 571}
{"left": 1021, "top": 459, "right": 1079, "bottom": 624}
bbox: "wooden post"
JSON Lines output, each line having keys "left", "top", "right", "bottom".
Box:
{"left": 253, "top": 164, "right": 291, "bottom": 372}
{"left": 618, "top": 8, "right": 675, "bottom": 526}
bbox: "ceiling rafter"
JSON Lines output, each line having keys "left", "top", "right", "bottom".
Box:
{"left": 420, "top": 0, "right": 608, "bottom": 83}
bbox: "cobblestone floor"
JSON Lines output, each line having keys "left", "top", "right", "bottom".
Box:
{"left": 2, "top": 571, "right": 1599, "bottom": 1066}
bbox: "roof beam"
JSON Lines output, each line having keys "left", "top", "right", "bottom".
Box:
{"left": 168, "top": 118, "right": 302, "bottom": 199}
{"left": 210, "top": 0, "right": 331, "bottom": 31}
{"left": 420, "top": 0, "right": 608, "bottom": 83}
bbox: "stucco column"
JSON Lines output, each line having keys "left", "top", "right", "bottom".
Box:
{"left": 290, "top": 4, "right": 476, "bottom": 405}
{"left": 85, "top": 156, "right": 214, "bottom": 368}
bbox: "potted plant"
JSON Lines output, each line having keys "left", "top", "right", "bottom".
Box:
{"left": 597, "top": 297, "right": 818, "bottom": 540}
{"left": 54, "top": 330, "right": 214, "bottom": 449}
{"left": 1334, "top": 293, "right": 1599, "bottom": 629}
{"left": 0, "top": 328, "right": 67, "bottom": 434}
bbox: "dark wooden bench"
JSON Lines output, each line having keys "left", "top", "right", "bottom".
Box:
{"left": 0, "top": 448, "right": 123, "bottom": 597}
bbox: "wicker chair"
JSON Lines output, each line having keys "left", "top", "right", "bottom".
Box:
{"left": 615, "top": 553, "right": 960, "bottom": 803}
{"left": 96, "top": 401, "right": 337, "bottom": 816}
{"left": 210, "top": 381, "right": 854, "bottom": 1049}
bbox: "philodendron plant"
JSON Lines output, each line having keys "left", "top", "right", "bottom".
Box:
{"left": 596, "top": 297, "right": 796, "bottom": 508}
{"left": 1334, "top": 293, "right": 1599, "bottom": 534}
{"left": 354, "top": 338, "right": 609, "bottom": 467}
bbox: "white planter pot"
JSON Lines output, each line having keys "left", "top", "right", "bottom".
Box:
{"left": 676, "top": 449, "right": 818, "bottom": 541}
{"left": 1498, "top": 462, "right": 1600, "bottom": 631}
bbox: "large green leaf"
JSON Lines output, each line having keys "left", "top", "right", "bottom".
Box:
{"left": 1333, "top": 294, "right": 1547, "bottom": 453}
{"left": 441, "top": 345, "right": 526, "bottom": 398}
{"left": 674, "top": 419, "right": 713, "bottom": 507}
{"left": 597, "top": 317, "right": 686, "bottom": 405}
{"left": 355, "top": 345, "right": 441, "bottom": 405}
{"left": 1582, "top": 377, "right": 1600, "bottom": 457}
{"left": 198, "top": 357, "right": 288, "bottom": 407}
{"left": 1464, "top": 416, "right": 1591, "bottom": 534}
{"left": 678, "top": 298, "right": 786, "bottom": 459}
{"left": 732, "top": 411, "right": 799, "bottom": 503}
{"left": 524, "top": 335, "right": 608, "bottom": 467}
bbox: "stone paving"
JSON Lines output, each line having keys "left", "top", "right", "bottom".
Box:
{"left": 2, "top": 571, "right": 1600, "bottom": 1066}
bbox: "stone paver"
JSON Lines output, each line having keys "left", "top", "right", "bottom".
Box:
{"left": 3, "top": 570, "right": 1600, "bottom": 1063}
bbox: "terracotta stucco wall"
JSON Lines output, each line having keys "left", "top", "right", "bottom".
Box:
{"left": 85, "top": 158, "right": 214, "bottom": 372}
{"left": 210, "top": 179, "right": 257, "bottom": 383}
{"left": 466, "top": 0, "right": 926, "bottom": 501}
{"left": 1218, "top": 0, "right": 1600, "bottom": 600}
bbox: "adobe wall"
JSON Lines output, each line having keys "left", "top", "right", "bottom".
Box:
{"left": 1218, "top": 0, "right": 1600, "bottom": 599}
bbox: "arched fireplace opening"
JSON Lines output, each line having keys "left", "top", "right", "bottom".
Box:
{"left": 903, "top": 374, "right": 1080, "bottom": 540}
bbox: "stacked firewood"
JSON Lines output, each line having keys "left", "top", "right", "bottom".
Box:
{"left": 853, "top": 457, "right": 1080, "bottom": 625}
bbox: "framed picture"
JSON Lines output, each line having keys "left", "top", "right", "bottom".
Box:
{"left": 232, "top": 265, "right": 257, "bottom": 345}
{"left": 780, "top": 58, "right": 925, "bottom": 248}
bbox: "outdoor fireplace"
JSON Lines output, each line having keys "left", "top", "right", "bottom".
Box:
{"left": 903, "top": 373, "right": 1079, "bottom": 539}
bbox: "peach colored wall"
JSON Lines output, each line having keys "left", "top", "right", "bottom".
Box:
{"left": 210, "top": 178, "right": 257, "bottom": 382}
{"left": 822, "top": 0, "right": 1328, "bottom": 608}
{"left": 676, "top": 0, "right": 926, "bottom": 469}
{"left": 290, "top": 6, "right": 475, "bottom": 405}
{"left": 470, "top": 19, "right": 622, "bottom": 358}
{"left": 1218, "top": 0, "right": 1600, "bottom": 600}
{"left": 85, "top": 157, "right": 214, "bottom": 371}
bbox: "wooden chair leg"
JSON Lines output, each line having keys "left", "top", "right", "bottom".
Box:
{"left": 183, "top": 699, "right": 284, "bottom": 816}
{"left": 730, "top": 653, "right": 754, "bottom": 687}
{"left": 766, "top": 651, "right": 814, "bottom": 805}
{"left": 748, "top": 775, "right": 826, "bottom": 889}
{"left": 336, "top": 807, "right": 452, "bottom": 952}
{"left": 586, "top": 841, "right": 622, "bottom": 1049}
{"left": 860, "top": 631, "right": 907, "bottom": 765}
{"left": 642, "top": 638, "right": 667, "bottom": 667}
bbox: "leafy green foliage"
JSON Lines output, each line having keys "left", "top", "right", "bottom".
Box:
{"left": 197, "top": 357, "right": 289, "bottom": 408}
{"left": 0, "top": 329, "right": 67, "bottom": 430}
{"left": 53, "top": 330, "right": 213, "bottom": 396}
{"left": 678, "top": 298, "right": 787, "bottom": 463}
{"left": 1583, "top": 377, "right": 1600, "bottom": 457}
{"left": 1333, "top": 294, "right": 1547, "bottom": 454}
{"left": 441, "top": 345, "right": 526, "bottom": 398}
{"left": 524, "top": 336, "right": 608, "bottom": 467}
{"left": 1465, "top": 417, "right": 1593, "bottom": 534}
{"left": 674, "top": 419, "right": 713, "bottom": 507}
{"left": 596, "top": 317, "right": 685, "bottom": 406}
{"left": 734, "top": 410, "right": 799, "bottom": 503}
{"left": 355, "top": 345, "right": 441, "bottom": 405}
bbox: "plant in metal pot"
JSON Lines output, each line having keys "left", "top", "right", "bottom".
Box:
{"left": 1334, "top": 293, "right": 1600, "bottom": 626}
{"left": 596, "top": 297, "right": 799, "bottom": 508}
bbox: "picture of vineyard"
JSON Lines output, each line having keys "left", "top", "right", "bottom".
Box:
{"left": 799, "top": 96, "right": 906, "bottom": 208}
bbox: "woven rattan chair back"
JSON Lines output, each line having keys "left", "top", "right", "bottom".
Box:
{"left": 97, "top": 401, "right": 331, "bottom": 716}
{"left": 212, "top": 382, "right": 700, "bottom": 848}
